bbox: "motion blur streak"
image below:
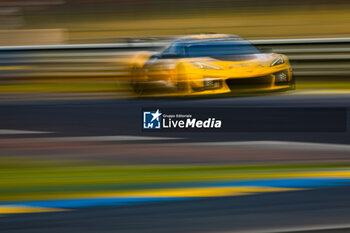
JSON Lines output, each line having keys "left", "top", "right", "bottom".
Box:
{"left": 0, "top": 206, "right": 68, "bottom": 214}
{"left": 1, "top": 0, "right": 350, "bottom": 233}
{"left": 1, "top": 158, "right": 350, "bottom": 214}
{"left": 1, "top": 37, "right": 350, "bottom": 98}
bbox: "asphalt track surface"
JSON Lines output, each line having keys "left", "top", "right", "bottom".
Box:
{"left": 2, "top": 91, "right": 350, "bottom": 232}
{"left": 1, "top": 91, "right": 350, "bottom": 144}
{"left": 1, "top": 186, "right": 350, "bottom": 233}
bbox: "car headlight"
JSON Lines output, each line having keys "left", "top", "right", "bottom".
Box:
{"left": 191, "top": 62, "right": 223, "bottom": 70}
{"left": 203, "top": 77, "right": 223, "bottom": 89}
{"left": 270, "top": 56, "right": 285, "bottom": 66}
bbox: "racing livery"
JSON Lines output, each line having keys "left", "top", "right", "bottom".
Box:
{"left": 130, "top": 34, "right": 293, "bottom": 96}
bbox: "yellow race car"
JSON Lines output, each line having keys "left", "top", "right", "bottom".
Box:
{"left": 130, "top": 34, "right": 293, "bottom": 96}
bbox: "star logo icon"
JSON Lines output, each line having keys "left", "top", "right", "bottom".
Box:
{"left": 151, "top": 109, "right": 162, "bottom": 122}
{"left": 143, "top": 109, "right": 162, "bottom": 129}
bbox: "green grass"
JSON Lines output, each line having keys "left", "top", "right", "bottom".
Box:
{"left": 0, "top": 157, "right": 349, "bottom": 202}
{"left": 1, "top": 80, "right": 350, "bottom": 94}
{"left": 24, "top": 6, "right": 350, "bottom": 39}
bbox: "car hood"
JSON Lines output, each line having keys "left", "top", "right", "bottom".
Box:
{"left": 194, "top": 53, "right": 279, "bottom": 68}
{"left": 184, "top": 53, "right": 284, "bottom": 78}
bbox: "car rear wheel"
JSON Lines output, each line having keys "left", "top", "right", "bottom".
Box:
{"left": 175, "top": 64, "right": 191, "bottom": 94}
{"left": 130, "top": 66, "right": 150, "bottom": 95}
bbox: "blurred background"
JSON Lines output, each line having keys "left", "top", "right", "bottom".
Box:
{"left": 0, "top": 0, "right": 350, "bottom": 96}
{"left": 0, "top": 0, "right": 349, "bottom": 45}
{"left": 1, "top": 1, "right": 350, "bottom": 233}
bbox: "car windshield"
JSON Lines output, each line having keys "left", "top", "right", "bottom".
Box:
{"left": 185, "top": 41, "right": 260, "bottom": 57}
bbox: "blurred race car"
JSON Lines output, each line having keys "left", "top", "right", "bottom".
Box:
{"left": 130, "top": 34, "right": 293, "bottom": 96}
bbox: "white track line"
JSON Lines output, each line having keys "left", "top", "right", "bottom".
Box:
{"left": 0, "top": 129, "right": 53, "bottom": 135}
{"left": 181, "top": 140, "right": 350, "bottom": 152}
{"left": 45, "top": 135, "right": 182, "bottom": 142}
{"left": 291, "top": 90, "right": 350, "bottom": 95}
{"left": 222, "top": 223, "right": 350, "bottom": 233}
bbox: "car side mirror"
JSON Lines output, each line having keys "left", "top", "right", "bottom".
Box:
{"left": 150, "top": 54, "right": 161, "bottom": 59}
{"left": 259, "top": 47, "right": 273, "bottom": 53}
{"left": 160, "top": 54, "right": 179, "bottom": 59}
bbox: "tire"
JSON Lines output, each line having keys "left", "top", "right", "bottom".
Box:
{"left": 130, "top": 66, "right": 149, "bottom": 95}
{"left": 175, "top": 63, "right": 191, "bottom": 95}
{"left": 288, "top": 77, "right": 296, "bottom": 90}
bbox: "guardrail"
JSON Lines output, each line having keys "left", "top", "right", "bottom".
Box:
{"left": 253, "top": 38, "right": 350, "bottom": 77}
{"left": 0, "top": 37, "right": 349, "bottom": 81}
